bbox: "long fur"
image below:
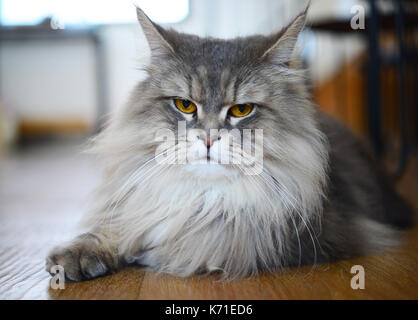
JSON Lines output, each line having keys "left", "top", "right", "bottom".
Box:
{"left": 46, "top": 7, "right": 413, "bottom": 281}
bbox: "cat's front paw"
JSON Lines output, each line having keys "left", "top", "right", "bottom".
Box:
{"left": 46, "top": 233, "right": 118, "bottom": 282}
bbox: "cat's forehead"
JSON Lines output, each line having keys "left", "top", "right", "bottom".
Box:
{"left": 164, "top": 34, "right": 271, "bottom": 108}
{"left": 173, "top": 34, "right": 268, "bottom": 67}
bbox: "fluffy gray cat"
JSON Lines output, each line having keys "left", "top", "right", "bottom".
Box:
{"left": 46, "top": 7, "right": 413, "bottom": 281}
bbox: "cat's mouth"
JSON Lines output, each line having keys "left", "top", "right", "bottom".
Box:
{"left": 183, "top": 153, "right": 232, "bottom": 171}
{"left": 186, "top": 148, "right": 224, "bottom": 165}
{"left": 188, "top": 156, "right": 223, "bottom": 165}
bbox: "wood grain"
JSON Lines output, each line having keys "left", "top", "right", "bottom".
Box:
{"left": 0, "top": 140, "right": 417, "bottom": 300}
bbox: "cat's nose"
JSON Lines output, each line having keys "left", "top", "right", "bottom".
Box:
{"left": 201, "top": 135, "right": 220, "bottom": 149}
{"left": 205, "top": 137, "right": 213, "bottom": 148}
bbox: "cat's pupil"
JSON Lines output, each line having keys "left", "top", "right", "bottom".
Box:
{"left": 183, "top": 100, "right": 191, "bottom": 108}
{"left": 238, "top": 104, "right": 246, "bottom": 113}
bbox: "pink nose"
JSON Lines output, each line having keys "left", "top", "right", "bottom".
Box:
{"left": 205, "top": 137, "right": 213, "bottom": 148}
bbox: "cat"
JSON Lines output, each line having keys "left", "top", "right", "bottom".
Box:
{"left": 46, "top": 7, "right": 413, "bottom": 281}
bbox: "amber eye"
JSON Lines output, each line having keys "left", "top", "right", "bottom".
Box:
{"left": 229, "top": 103, "right": 254, "bottom": 118}
{"left": 174, "top": 99, "right": 197, "bottom": 114}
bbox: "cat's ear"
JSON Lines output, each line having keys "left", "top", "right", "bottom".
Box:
{"left": 262, "top": 7, "right": 308, "bottom": 66}
{"left": 136, "top": 7, "right": 174, "bottom": 57}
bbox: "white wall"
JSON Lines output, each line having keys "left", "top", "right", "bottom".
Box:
{"left": 0, "top": 38, "right": 97, "bottom": 124}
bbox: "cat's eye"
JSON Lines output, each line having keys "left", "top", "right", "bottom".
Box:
{"left": 174, "top": 99, "right": 197, "bottom": 114}
{"left": 229, "top": 103, "right": 254, "bottom": 118}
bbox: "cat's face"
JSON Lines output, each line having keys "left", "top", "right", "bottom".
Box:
{"left": 146, "top": 36, "right": 274, "bottom": 178}
{"left": 115, "top": 8, "right": 324, "bottom": 183}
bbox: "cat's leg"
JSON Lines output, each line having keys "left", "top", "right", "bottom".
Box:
{"left": 46, "top": 231, "right": 120, "bottom": 281}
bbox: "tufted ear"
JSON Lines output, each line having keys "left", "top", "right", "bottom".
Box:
{"left": 262, "top": 6, "right": 308, "bottom": 66}
{"left": 136, "top": 7, "right": 174, "bottom": 57}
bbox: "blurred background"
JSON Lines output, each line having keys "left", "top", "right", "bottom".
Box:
{"left": 0, "top": 0, "right": 417, "bottom": 203}
{"left": 0, "top": 0, "right": 417, "bottom": 299}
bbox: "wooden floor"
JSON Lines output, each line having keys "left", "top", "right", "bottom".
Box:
{"left": 0, "top": 139, "right": 417, "bottom": 300}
